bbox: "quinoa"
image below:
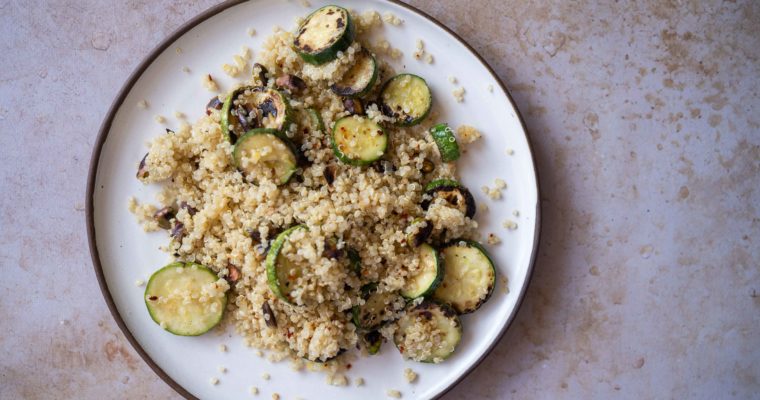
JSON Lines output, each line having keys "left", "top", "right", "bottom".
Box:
{"left": 131, "top": 5, "right": 492, "bottom": 380}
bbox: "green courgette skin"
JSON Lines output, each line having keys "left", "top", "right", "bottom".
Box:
{"left": 363, "top": 330, "right": 382, "bottom": 355}
{"left": 429, "top": 123, "right": 460, "bottom": 162}
{"left": 400, "top": 244, "right": 443, "bottom": 299}
{"left": 221, "top": 86, "right": 294, "bottom": 143}
{"left": 378, "top": 74, "right": 432, "bottom": 127}
{"left": 330, "top": 49, "right": 378, "bottom": 98}
{"left": 232, "top": 128, "right": 300, "bottom": 185}
{"left": 420, "top": 179, "right": 476, "bottom": 218}
{"left": 393, "top": 300, "right": 462, "bottom": 363}
{"left": 266, "top": 225, "right": 307, "bottom": 303}
{"left": 307, "top": 108, "right": 325, "bottom": 133}
{"left": 294, "top": 5, "right": 356, "bottom": 65}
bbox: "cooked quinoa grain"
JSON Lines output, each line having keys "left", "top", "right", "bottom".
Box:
{"left": 403, "top": 368, "right": 417, "bottom": 383}
{"left": 387, "top": 389, "right": 402, "bottom": 398}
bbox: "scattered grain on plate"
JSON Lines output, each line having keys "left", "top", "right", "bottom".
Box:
{"left": 134, "top": 279, "right": 145, "bottom": 287}
{"left": 503, "top": 220, "right": 518, "bottom": 230}
{"left": 154, "top": 115, "right": 166, "bottom": 124}
{"left": 261, "top": 372, "right": 270, "bottom": 380}
{"left": 182, "top": 66, "right": 191, "bottom": 73}
{"left": 479, "top": 203, "right": 489, "bottom": 212}
{"left": 390, "top": 48, "right": 403, "bottom": 59}
{"left": 137, "top": 99, "right": 149, "bottom": 109}
{"left": 250, "top": 386, "right": 259, "bottom": 395}
{"left": 234, "top": 54, "right": 247, "bottom": 70}
{"left": 452, "top": 87, "right": 465, "bottom": 103}
{"left": 271, "top": 394, "right": 280, "bottom": 400}
{"left": 255, "top": 349, "right": 264, "bottom": 357}
{"left": 202, "top": 74, "right": 219, "bottom": 91}
{"left": 355, "top": 377, "right": 365, "bottom": 386}
{"left": 299, "top": 0, "right": 311, "bottom": 6}
{"left": 327, "top": 373, "right": 348, "bottom": 386}
{"left": 487, "top": 233, "right": 501, "bottom": 245}
{"left": 247, "top": 27, "right": 257, "bottom": 36}
{"left": 513, "top": 210, "right": 520, "bottom": 217}
{"left": 175, "top": 47, "right": 183, "bottom": 54}
{"left": 448, "top": 76, "right": 457, "bottom": 84}
{"left": 219, "top": 344, "right": 228, "bottom": 352}
{"left": 415, "top": 39, "right": 424, "bottom": 50}
{"left": 173, "top": 111, "right": 185, "bottom": 119}
{"left": 487, "top": 188, "right": 502, "bottom": 200}
{"left": 218, "top": 366, "right": 227, "bottom": 373}
{"left": 487, "top": 84, "right": 494, "bottom": 92}
{"left": 403, "top": 368, "right": 417, "bottom": 383}
{"left": 424, "top": 53, "right": 434, "bottom": 64}
{"left": 456, "top": 125, "right": 482, "bottom": 144}
{"left": 241, "top": 46, "right": 252, "bottom": 59}
{"left": 223, "top": 63, "right": 241, "bottom": 77}
{"left": 494, "top": 179, "right": 506, "bottom": 189}
{"left": 387, "top": 389, "right": 402, "bottom": 398}
{"left": 209, "top": 377, "right": 219, "bottom": 385}
{"left": 383, "top": 12, "right": 403, "bottom": 25}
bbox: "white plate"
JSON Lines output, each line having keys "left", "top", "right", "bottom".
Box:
{"left": 87, "top": 1, "right": 540, "bottom": 399}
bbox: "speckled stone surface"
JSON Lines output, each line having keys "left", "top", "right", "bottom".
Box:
{"left": 1, "top": 0, "right": 758, "bottom": 399}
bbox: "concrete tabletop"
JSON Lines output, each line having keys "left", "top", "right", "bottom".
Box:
{"left": 1, "top": 0, "right": 758, "bottom": 398}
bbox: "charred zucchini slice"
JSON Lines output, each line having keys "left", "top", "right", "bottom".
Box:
{"left": 352, "top": 284, "right": 404, "bottom": 330}
{"left": 400, "top": 244, "right": 443, "bottom": 299}
{"left": 406, "top": 218, "right": 433, "bottom": 247}
{"left": 144, "top": 262, "right": 228, "bottom": 336}
{"left": 421, "top": 179, "right": 476, "bottom": 218}
{"left": 379, "top": 74, "right": 432, "bottom": 126}
{"left": 429, "top": 123, "right": 460, "bottom": 162}
{"left": 294, "top": 5, "right": 355, "bottom": 65}
{"left": 362, "top": 330, "right": 383, "bottom": 355}
{"left": 433, "top": 240, "right": 496, "bottom": 314}
{"left": 331, "top": 116, "right": 388, "bottom": 166}
{"left": 221, "top": 86, "right": 292, "bottom": 143}
{"left": 266, "top": 225, "right": 308, "bottom": 304}
{"left": 330, "top": 49, "right": 378, "bottom": 97}
{"left": 394, "top": 301, "right": 462, "bottom": 363}
{"left": 233, "top": 128, "right": 298, "bottom": 185}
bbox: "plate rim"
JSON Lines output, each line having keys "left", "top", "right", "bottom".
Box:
{"left": 85, "top": 1, "right": 542, "bottom": 398}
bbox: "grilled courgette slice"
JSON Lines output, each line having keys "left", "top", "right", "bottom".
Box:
{"left": 379, "top": 74, "right": 432, "bottom": 126}
{"left": 144, "top": 262, "right": 228, "bottom": 336}
{"left": 331, "top": 48, "right": 378, "bottom": 97}
{"left": 352, "top": 284, "right": 404, "bottom": 330}
{"left": 221, "top": 86, "right": 292, "bottom": 143}
{"left": 294, "top": 5, "right": 355, "bottom": 65}
{"left": 433, "top": 240, "right": 496, "bottom": 314}
{"left": 429, "top": 123, "right": 460, "bottom": 162}
{"left": 331, "top": 116, "right": 388, "bottom": 166}
{"left": 420, "top": 179, "right": 476, "bottom": 219}
{"left": 266, "top": 225, "right": 308, "bottom": 304}
{"left": 394, "top": 301, "right": 461, "bottom": 363}
{"left": 400, "top": 244, "right": 442, "bottom": 299}
{"left": 233, "top": 128, "right": 298, "bottom": 185}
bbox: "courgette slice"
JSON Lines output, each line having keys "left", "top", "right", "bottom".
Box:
{"left": 144, "top": 262, "right": 228, "bottom": 336}
{"left": 306, "top": 108, "right": 325, "bottom": 133}
{"left": 294, "top": 5, "right": 355, "bottom": 65}
{"left": 233, "top": 128, "right": 299, "bottom": 185}
{"left": 352, "top": 284, "right": 404, "bottom": 330}
{"left": 400, "top": 244, "right": 442, "bottom": 299}
{"left": 429, "top": 123, "right": 460, "bottom": 162}
{"left": 362, "top": 330, "right": 382, "bottom": 355}
{"left": 421, "top": 179, "right": 476, "bottom": 219}
{"left": 406, "top": 218, "right": 432, "bottom": 248}
{"left": 331, "top": 116, "right": 388, "bottom": 166}
{"left": 433, "top": 240, "right": 496, "bottom": 314}
{"left": 266, "top": 225, "right": 308, "bottom": 303}
{"left": 221, "top": 86, "right": 292, "bottom": 143}
{"left": 330, "top": 49, "right": 378, "bottom": 97}
{"left": 394, "top": 301, "right": 461, "bottom": 363}
{"left": 379, "top": 74, "right": 432, "bottom": 126}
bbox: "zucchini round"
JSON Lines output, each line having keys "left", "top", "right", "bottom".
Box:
{"left": 306, "top": 108, "right": 325, "bottom": 133}
{"left": 233, "top": 128, "right": 299, "bottom": 185}
{"left": 362, "top": 330, "right": 382, "bottom": 355}
{"left": 421, "top": 179, "right": 476, "bottom": 219}
{"left": 330, "top": 49, "right": 378, "bottom": 97}
{"left": 144, "top": 262, "right": 227, "bottom": 336}
{"left": 331, "top": 116, "right": 388, "bottom": 166}
{"left": 266, "top": 225, "right": 308, "bottom": 304}
{"left": 394, "top": 301, "right": 461, "bottom": 363}
{"left": 406, "top": 218, "right": 432, "bottom": 248}
{"left": 429, "top": 123, "right": 460, "bottom": 162}
{"left": 221, "top": 86, "right": 292, "bottom": 143}
{"left": 433, "top": 240, "right": 496, "bottom": 314}
{"left": 352, "top": 284, "right": 404, "bottom": 330}
{"left": 400, "top": 244, "right": 442, "bottom": 299}
{"left": 379, "top": 74, "right": 432, "bottom": 126}
{"left": 294, "top": 5, "right": 355, "bottom": 65}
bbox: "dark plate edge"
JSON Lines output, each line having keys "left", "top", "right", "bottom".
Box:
{"left": 85, "top": 1, "right": 542, "bottom": 399}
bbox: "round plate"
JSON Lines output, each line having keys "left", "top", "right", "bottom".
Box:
{"left": 87, "top": 1, "right": 540, "bottom": 399}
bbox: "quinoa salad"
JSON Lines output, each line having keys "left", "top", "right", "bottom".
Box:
{"left": 129, "top": 4, "right": 502, "bottom": 378}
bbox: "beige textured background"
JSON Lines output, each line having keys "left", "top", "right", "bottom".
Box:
{"left": 1, "top": 0, "right": 759, "bottom": 399}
